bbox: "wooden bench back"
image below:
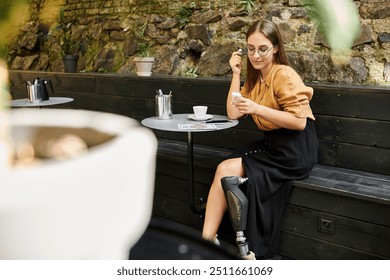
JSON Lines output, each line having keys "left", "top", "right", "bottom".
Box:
{"left": 311, "top": 84, "right": 390, "bottom": 175}
{"left": 9, "top": 71, "right": 390, "bottom": 175}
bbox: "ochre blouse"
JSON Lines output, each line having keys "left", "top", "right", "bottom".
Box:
{"left": 240, "top": 64, "right": 315, "bottom": 131}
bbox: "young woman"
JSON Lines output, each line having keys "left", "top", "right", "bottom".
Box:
{"left": 202, "top": 19, "right": 318, "bottom": 259}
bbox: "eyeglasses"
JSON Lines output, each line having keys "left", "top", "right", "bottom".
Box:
{"left": 246, "top": 46, "right": 274, "bottom": 57}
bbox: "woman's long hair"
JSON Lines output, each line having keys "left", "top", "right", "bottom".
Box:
{"left": 245, "top": 19, "right": 289, "bottom": 92}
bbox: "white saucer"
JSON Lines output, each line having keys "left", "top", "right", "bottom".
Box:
{"left": 188, "top": 114, "right": 213, "bottom": 121}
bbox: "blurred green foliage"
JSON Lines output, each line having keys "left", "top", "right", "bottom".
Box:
{"left": 302, "top": 0, "right": 360, "bottom": 52}
{"left": 178, "top": 2, "right": 198, "bottom": 28}
{"left": 240, "top": 0, "right": 255, "bottom": 14}
{"left": 0, "top": 0, "right": 28, "bottom": 59}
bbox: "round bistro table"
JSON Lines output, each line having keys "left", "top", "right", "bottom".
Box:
{"left": 142, "top": 113, "right": 238, "bottom": 214}
{"left": 10, "top": 97, "right": 74, "bottom": 108}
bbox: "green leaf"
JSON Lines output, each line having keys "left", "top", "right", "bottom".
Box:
{"left": 303, "top": 0, "right": 360, "bottom": 51}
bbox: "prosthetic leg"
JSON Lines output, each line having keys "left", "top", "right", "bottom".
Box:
{"left": 221, "top": 176, "right": 256, "bottom": 260}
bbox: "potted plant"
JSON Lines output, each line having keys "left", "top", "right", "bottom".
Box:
{"left": 59, "top": 22, "right": 86, "bottom": 73}
{"left": 134, "top": 42, "right": 155, "bottom": 77}
{"left": 132, "top": 19, "right": 155, "bottom": 76}
{"left": 42, "top": 9, "right": 86, "bottom": 73}
{"left": 0, "top": 108, "right": 157, "bottom": 259}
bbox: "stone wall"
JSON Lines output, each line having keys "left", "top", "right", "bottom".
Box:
{"left": 6, "top": 0, "right": 390, "bottom": 85}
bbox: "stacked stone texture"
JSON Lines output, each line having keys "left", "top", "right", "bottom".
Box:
{"left": 7, "top": 0, "right": 390, "bottom": 84}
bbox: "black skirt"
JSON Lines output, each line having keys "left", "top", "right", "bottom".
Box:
{"left": 227, "top": 119, "right": 318, "bottom": 259}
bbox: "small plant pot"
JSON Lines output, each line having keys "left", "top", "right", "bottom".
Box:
{"left": 62, "top": 55, "right": 79, "bottom": 73}
{"left": 134, "top": 57, "right": 155, "bottom": 76}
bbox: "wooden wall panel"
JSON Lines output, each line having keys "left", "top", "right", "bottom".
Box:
{"left": 282, "top": 205, "right": 390, "bottom": 258}
{"left": 278, "top": 231, "right": 382, "bottom": 260}
{"left": 311, "top": 86, "right": 390, "bottom": 121}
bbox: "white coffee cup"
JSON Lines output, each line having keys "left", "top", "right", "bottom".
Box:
{"left": 193, "top": 106, "right": 208, "bottom": 119}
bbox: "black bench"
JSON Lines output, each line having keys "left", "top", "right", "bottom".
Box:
{"left": 154, "top": 137, "right": 390, "bottom": 259}
{"left": 9, "top": 71, "right": 390, "bottom": 259}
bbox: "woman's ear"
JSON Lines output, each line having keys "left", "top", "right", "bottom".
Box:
{"left": 273, "top": 45, "right": 279, "bottom": 54}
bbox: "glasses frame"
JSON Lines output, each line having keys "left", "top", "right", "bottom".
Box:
{"left": 246, "top": 45, "right": 275, "bottom": 57}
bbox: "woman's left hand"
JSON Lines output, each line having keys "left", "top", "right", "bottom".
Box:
{"left": 234, "top": 97, "right": 307, "bottom": 131}
{"left": 232, "top": 97, "right": 258, "bottom": 115}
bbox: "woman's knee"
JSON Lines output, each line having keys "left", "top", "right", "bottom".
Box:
{"left": 215, "top": 158, "right": 243, "bottom": 177}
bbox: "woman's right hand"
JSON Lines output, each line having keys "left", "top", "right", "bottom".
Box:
{"left": 229, "top": 51, "right": 242, "bottom": 74}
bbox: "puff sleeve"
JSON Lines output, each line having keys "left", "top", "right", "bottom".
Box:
{"left": 273, "top": 67, "right": 315, "bottom": 120}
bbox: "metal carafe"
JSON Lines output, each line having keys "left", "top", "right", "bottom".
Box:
{"left": 25, "top": 78, "right": 54, "bottom": 103}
